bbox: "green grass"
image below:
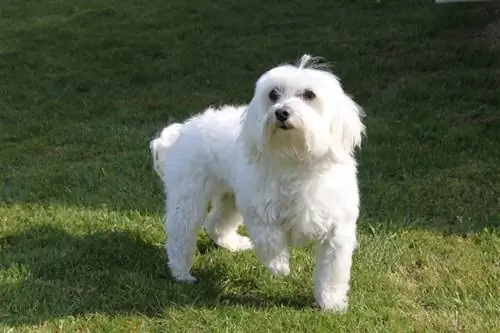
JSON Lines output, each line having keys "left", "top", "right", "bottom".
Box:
{"left": 1, "top": 0, "right": 499, "bottom": 331}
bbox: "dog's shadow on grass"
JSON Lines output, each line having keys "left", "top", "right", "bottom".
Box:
{"left": 0, "top": 226, "right": 312, "bottom": 326}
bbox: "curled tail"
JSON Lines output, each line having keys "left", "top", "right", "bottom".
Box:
{"left": 149, "top": 123, "right": 183, "bottom": 180}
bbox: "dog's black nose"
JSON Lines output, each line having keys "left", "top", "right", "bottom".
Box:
{"left": 275, "top": 108, "right": 290, "bottom": 122}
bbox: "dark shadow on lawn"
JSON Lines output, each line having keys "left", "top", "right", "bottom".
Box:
{"left": 0, "top": 226, "right": 312, "bottom": 326}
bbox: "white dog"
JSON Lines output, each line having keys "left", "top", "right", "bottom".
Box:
{"left": 150, "top": 55, "right": 364, "bottom": 311}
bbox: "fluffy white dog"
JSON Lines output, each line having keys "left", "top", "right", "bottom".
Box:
{"left": 150, "top": 55, "right": 364, "bottom": 311}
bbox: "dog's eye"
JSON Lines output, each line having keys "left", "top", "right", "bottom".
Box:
{"left": 269, "top": 88, "right": 279, "bottom": 102}
{"left": 302, "top": 89, "right": 316, "bottom": 101}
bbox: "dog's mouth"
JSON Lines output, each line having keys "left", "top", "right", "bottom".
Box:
{"left": 279, "top": 123, "right": 292, "bottom": 130}
{"left": 276, "top": 121, "right": 294, "bottom": 130}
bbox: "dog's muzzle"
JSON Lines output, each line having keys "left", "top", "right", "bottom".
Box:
{"left": 275, "top": 108, "right": 293, "bottom": 130}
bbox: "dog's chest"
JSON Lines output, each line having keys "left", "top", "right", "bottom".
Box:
{"left": 258, "top": 177, "right": 333, "bottom": 245}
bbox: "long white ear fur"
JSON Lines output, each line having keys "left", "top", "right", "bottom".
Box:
{"left": 330, "top": 94, "right": 365, "bottom": 163}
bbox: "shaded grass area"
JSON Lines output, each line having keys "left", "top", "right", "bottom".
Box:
{"left": 0, "top": 0, "right": 499, "bottom": 331}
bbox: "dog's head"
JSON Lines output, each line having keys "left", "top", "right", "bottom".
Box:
{"left": 241, "top": 55, "right": 365, "bottom": 164}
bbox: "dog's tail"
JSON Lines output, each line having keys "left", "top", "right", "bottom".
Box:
{"left": 149, "top": 123, "right": 183, "bottom": 180}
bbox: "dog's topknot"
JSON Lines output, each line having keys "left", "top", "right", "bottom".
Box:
{"left": 296, "top": 54, "right": 330, "bottom": 71}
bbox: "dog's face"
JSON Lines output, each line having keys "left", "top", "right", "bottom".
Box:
{"left": 242, "top": 55, "right": 365, "bottom": 164}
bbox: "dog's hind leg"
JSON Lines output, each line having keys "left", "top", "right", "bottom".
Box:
{"left": 203, "top": 194, "right": 253, "bottom": 252}
{"left": 165, "top": 191, "right": 208, "bottom": 283}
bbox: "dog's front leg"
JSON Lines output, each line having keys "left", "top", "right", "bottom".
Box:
{"left": 246, "top": 223, "right": 290, "bottom": 277}
{"left": 314, "top": 228, "right": 357, "bottom": 312}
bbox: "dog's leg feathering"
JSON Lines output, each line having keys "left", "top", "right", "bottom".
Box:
{"left": 165, "top": 192, "right": 208, "bottom": 283}
{"left": 246, "top": 222, "right": 290, "bottom": 277}
{"left": 204, "top": 195, "right": 253, "bottom": 252}
{"left": 314, "top": 227, "right": 357, "bottom": 312}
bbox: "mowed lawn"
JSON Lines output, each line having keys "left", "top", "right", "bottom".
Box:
{"left": 1, "top": 0, "right": 499, "bottom": 331}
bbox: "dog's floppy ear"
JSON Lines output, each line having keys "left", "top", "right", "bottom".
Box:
{"left": 329, "top": 94, "right": 365, "bottom": 162}
{"left": 240, "top": 105, "right": 265, "bottom": 162}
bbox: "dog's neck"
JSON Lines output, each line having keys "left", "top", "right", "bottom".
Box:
{"left": 245, "top": 144, "right": 345, "bottom": 173}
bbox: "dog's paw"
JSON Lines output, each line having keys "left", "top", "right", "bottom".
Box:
{"left": 172, "top": 272, "right": 198, "bottom": 283}
{"left": 316, "top": 294, "right": 348, "bottom": 313}
{"left": 217, "top": 234, "right": 253, "bottom": 252}
{"left": 267, "top": 258, "right": 290, "bottom": 277}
